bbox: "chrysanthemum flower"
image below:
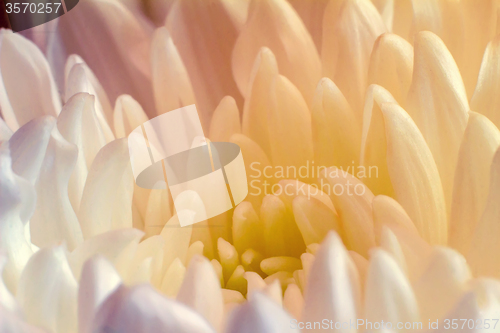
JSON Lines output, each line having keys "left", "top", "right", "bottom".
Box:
{"left": 2, "top": 0, "right": 500, "bottom": 332}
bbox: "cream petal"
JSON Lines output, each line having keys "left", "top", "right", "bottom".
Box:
{"left": 468, "top": 148, "right": 500, "bottom": 278}
{"left": 160, "top": 213, "right": 192, "bottom": 273}
{"left": 150, "top": 27, "right": 196, "bottom": 116}
{"left": 166, "top": 0, "right": 242, "bottom": 127}
{"left": 232, "top": 201, "right": 264, "bottom": 255}
{"left": 92, "top": 284, "right": 216, "bottom": 333}
{"left": 177, "top": 255, "right": 224, "bottom": 331}
{"left": 244, "top": 271, "right": 266, "bottom": 296}
{"left": 232, "top": 0, "right": 321, "bottom": 103}
{"left": 0, "top": 144, "right": 34, "bottom": 291}
{"left": 368, "top": 33, "right": 413, "bottom": 106}
{"left": 64, "top": 64, "right": 114, "bottom": 142}
{"left": 29, "top": 126, "right": 83, "bottom": 250}
{"left": 372, "top": 0, "right": 394, "bottom": 31}
{"left": 78, "top": 256, "right": 121, "bottom": 333}
{"left": 211, "top": 259, "right": 225, "bottom": 287}
{"left": 276, "top": 179, "right": 336, "bottom": 213}
{"left": 406, "top": 31, "right": 469, "bottom": 213}
{"left": 369, "top": 102, "right": 447, "bottom": 245}
{"left": 113, "top": 95, "right": 149, "bottom": 139}
{"left": 218, "top": 238, "right": 240, "bottom": 284}
{"left": 391, "top": 0, "right": 412, "bottom": 41}
{"left": 471, "top": 35, "right": 500, "bottom": 130}
{"left": 123, "top": 235, "right": 164, "bottom": 284}
{"left": 380, "top": 226, "right": 407, "bottom": 274}
{"left": 292, "top": 195, "right": 340, "bottom": 246}
{"left": 225, "top": 292, "right": 295, "bottom": 333}
{"left": 0, "top": 30, "right": 60, "bottom": 130}
{"left": 260, "top": 195, "right": 305, "bottom": 257}
{"left": 372, "top": 195, "right": 419, "bottom": 244}
{"left": 0, "top": 254, "right": 19, "bottom": 313}
{"left": 302, "top": 232, "right": 360, "bottom": 333}
{"left": 68, "top": 228, "right": 144, "bottom": 280}
{"left": 57, "top": 94, "right": 107, "bottom": 213}
{"left": 160, "top": 258, "right": 186, "bottom": 298}
{"left": 320, "top": 168, "right": 376, "bottom": 257}
{"left": 260, "top": 257, "right": 302, "bottom": 276}
{"left": 360, "top": 84, "right": 397, "bottom": 197}
{"left": 209, "top": 96, "right": 241, "bottom": 142}
{"left": 64, "top": 55, "right": 113, "bottom": 127}
{"left": 450, "top": 112, "right": 500, "bottom": 254}
{"left": 413, "top": 247, "right": 471, "bottom": 322}
{"left": 185, "top": 241, "right": 204, "bottom": 265}
{"left": 321, "top": 0, "right": 387, "bottom": 116}
{"left": 241, "top": 48, "right": 313, "bottom": 170}
{"left": 78, "top": 139, "right": 134, "bottom": 239}
{"left": 0, "top": 306, "right": 45, "bottom": 333}
{"left": 288, "top": 0, "right": 329, "bottom": 51}
{"left": 364, "top": 249, "right": 419, "bottom": 330}
{"left": 58, "top": 0, "right": 154, "bottom": 117}
{"left": 17, "top": 246, "right": 77, "bottom": 333}
{"left": 283, "top": 283, "right": 303, "bottom": 320}
{"left": 143, "top": 189, "right": 172, "bottom": 238}
{"left": 241, "top": 249, "right": 263, "bottom": 276}
{"left": 311, "top": 78, "right": 361, "bottom": 169}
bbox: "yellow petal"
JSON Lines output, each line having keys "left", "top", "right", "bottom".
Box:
{"left": 150, "top": 27, "right": 196, "bottom": 116}
{"left": 209, "top": 96, "right": 241, "bottom": 142}
{"left": 185, "top": 241, "right": 205, "bottom": 266}
{"left": 218, "top": 237, "right": 240, "bottom": 283}
{"left": 160, "top": 258, "right": 186, "bottom": 298}
{"left": 311, "top": 78, "right": 361, "bottom": 169}
{"left": 143, "top": 189, "right": 172, "bottom": 238}
{"left": 232, "top": 0, "right": 320, "bottom": 103}
{"left": 406, "top": 31, "right": 469, "bottom": 213}
{"left": 471, "top": 35, "right": 500, "bottom": 129}
{"left": 241, "top": 249, "right": 264, "bottom": 276}
{"left": 166, "top": 0, "right": 242, "bottom": 126}
{"left": 468, "top": 148, "right": 500, "bottom": 278}
{"left": 160, "top": 213, "right": 192, "bottom": 272}
{"left": 226, "top": 265, "right": 247, "bottom": 295}
{"left": 232, "top": 201, "right": 264, "bottom": 255}
{"left": 450, "top": 112, "right": 500, "bottom": 254}
{"left": 368, "top": 33, "right": 413, "bottom": 106}
{"left": 372, "top": 195, "right": 419, "bottom": 244}
{"left": 320, "top": 169, "right": 376, "bottom": 257}
{"left": 241, "top": 48, "right": 314, "bottom": 171}
{"left": 321, "top": 0, "right": 387, "bottom": 116}
{"left": 260, "top": 257, "right": 302, "bottom": 276}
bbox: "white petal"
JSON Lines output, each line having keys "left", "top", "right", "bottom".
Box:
{"left": 78, "top": 139, "right": 134, "bottom": 239}
{"left": 177, "top": 255, "right": 224, "bottom": 331}
{"left": 17, "top": 246, "right": 78, "bottom": 333}
{"left": 302, "top": 232, "right": 360, "bottom": 333}
{"left": 364, "top": 249, "right": 419, "bottom": 330}
{"left": 225, "top": 292, "right": 295, "bottom": 333}
{"left": 0, "top": 306, "right": 46, "bottom": 333}
{"left": 91, "top": 284, "right": 216, "bottom": 333}
{"left": 113, "top": 94, "right": 149, "bottom": 139}
{"left": 78, "top": 256, "right": 121, "bottom": 333}
{"left": 29, "top": 126, "right": 83, "bottom": 250}
{"left": 0, "top": 253, "right": 19, "bottom": 313}
{"left": 0, "top": 117, "right": 12, "bottom": 141}
{"left": 0, "top": 30, "right": 60, "bottom": 130}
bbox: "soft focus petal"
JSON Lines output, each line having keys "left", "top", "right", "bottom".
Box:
{"left": 177, "top": 255, "right": 224, "bottom": 332}
{"left": 78, "top": 256, "right": 121, "bottom": 333}
{"left": 92, "top": 284, "right": 216, "bottom": 333}
{"left": 17, "top": 246, "right": 77, "bottom": 333}
{"left": 225, "top": 292, "right": 295, "bottom": 333}
{"left": 0, "top": 30, "right": 60, "bottom": 130}
{"left": 113, "top": 94, "right": 149, "bottom": 139}
{"left": 450, "top": 112, "right": 500, "bottom": 254}
{"left": 166, "top": 0, "right": 242, "bottom": 127}
{"left": 150, "top": 27, "right": 196, "bottom": 116}
{"left": 232, "top": 0, "right": 321, "bottom": 103}
{"left": 302, "top": 232, "right": 360, "bottom": 333}
{"left": 406, "top": 31, "right": 469, "bottom": 213}
{"left": 288, "top": 0, "right": 329, "bottom": 51}
{"left": 209, "top": 96, "right": 241, "bottom": 142}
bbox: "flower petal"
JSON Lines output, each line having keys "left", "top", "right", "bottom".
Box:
{"left": 177, "top": 255, "right": 224, "bottom": 331}
{"left": 321, "top": 0, "right": 387, "bottom": 115}
{"left": 17, "top": 246, "right": 78, "bottom": 333}
{"left": 0, "top": 30, "right": 60, "bottom": 130}
{"left": 150, "top": 27, "right": 196, "bottom": 116}
{"left": 166, "top": 0, "right": 242, "bottom": 126}
{"left": 78, "top": 139, "right": 134, "bottom": 239}
{"left": 78, "top": 256, "right": 121, "bottom": 333}
{"left": 232, "top": 201, "right": 264, "bottom": 255}
{"left": 302, "top": 232, "right": 360, "bottom": 333}
{"left": 209, "top": 96, "right": 241, "bottom": 143}
{"left": 450, "top": 112, "right": 500, "bottom": 254}
{"left": 406, "top": 31, "right": 469, "bottom": 212}
{"left": 92, "top": 284, "right": 216, "bottom": 333}
{"left": 232, "top": 0, "right": 321, "bottom": 103}
{"left": 311, "top": 78, "right": 361, "bottom": 169}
